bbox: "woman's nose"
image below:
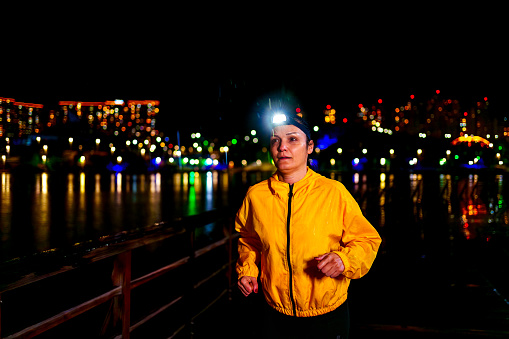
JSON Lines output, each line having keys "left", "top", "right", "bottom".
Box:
{"left": 278, "top": 141, "right": 288, "bottom": 151}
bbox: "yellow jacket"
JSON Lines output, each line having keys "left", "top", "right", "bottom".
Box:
{"left": 236, "top": 168, "right": 381, "bottom": 317}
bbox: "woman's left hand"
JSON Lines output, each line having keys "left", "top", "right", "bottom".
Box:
{"left": 315, "top": 252, "right": 345, "bottom": 278}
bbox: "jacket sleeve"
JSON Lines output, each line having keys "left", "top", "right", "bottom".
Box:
{"left": 235, "top": 195, "right": 262, "bottom": 279}
{"left": 333, "top": 187, "right": 382, "bottom": 279}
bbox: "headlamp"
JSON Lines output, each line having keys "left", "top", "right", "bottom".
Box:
{"left": 270, "top": 111, "right": 312, "bottom": 140}
{"left": 272, "top": 112, "right": 287, "bottom": 125}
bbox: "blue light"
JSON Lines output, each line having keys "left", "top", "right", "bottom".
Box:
{"left": 107, "top": 162, "right": 128, "bottom": 172}
{"left": 316, "top": 134, "right": 338, "bottom": 150}
{"left": 351, "top": 157, "right": 367, "bottom": 170}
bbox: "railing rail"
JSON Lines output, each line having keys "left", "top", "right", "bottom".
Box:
{"left": 0, "top": 208, "right": 238, "bottom": 339}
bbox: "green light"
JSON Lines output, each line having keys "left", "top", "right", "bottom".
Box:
{"left": 203, "top": 140, "right": 209, "bottom": 146}
{"left": 454, "top": 155, "right": 459, "bottom": 160}
{"left": 499, "top": 145, "right": 503, "bottom": 151}
{"left": 232, "top": 139, "right": 237, "bottom": 145}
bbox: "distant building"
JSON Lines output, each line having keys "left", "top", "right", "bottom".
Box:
{"left": 57, "top": 99, "right": 160, "bottom": 139}
{"left": 0, "top": 97, "right": 43, "bottom": 137}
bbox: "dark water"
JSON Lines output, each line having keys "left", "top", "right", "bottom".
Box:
{"left": 0, "top": 170, "right": 266, "bottom": 262}
{"left": 2, "top": 169, "right": 508, "bottom": 263}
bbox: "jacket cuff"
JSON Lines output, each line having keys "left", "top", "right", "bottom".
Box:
{"left": 236, "top": 266, "right": 259, "bottom": 280}
{"left": 333, "top": 251, "right": 351, "bottom": 277}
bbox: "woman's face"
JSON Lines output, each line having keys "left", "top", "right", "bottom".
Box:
{"left": 270, "top": 125, "right": 314, "bottom": 174}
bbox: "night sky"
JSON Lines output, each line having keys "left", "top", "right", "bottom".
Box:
{"left": 2, "top": 8, "right": 507, "bottom": 137}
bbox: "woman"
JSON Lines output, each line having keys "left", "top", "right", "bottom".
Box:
{"left": 235, "top": 112, "right": 381, "bottom": 339}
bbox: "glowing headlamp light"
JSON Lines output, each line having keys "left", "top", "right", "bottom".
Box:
{"left": 270, "top": 111, "right": 312, "bottom": 140}
{"left": 272, "top": 113, "right": 287, "bottom": 125}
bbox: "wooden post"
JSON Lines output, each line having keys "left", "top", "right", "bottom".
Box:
{"left": 111, "top": 251, "right": 132, "bottom": 338}
{"left": 0, "top": 293, "right": 3, "bottom": 338}
{"left": 187, "top": 227, "right": 196, "bottom": 338}
{"left": 121, "top": 251, "right": 132, "bottom": 339}
{"left": 227, "top": 217, "right": 234, "bottom": 301}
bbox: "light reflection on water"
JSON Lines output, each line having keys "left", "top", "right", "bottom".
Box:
{"left": 1, "top": 170, "right": 508, "bottom": 262}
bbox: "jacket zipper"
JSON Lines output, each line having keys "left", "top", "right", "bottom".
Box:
{"left": 286, "top": 183, "right": 297, "bottom": 316}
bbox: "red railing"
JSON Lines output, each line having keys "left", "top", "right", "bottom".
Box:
{"left": 0, "top": 208, "right": 238, "bottom": 338}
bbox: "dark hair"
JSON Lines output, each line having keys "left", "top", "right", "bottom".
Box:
{"left": 271, "top": 112, "right": 312, "bottom": 142}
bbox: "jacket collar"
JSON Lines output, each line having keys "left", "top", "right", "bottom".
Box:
{"left": 268, "top": 167, "right": 318, "bottom": 199}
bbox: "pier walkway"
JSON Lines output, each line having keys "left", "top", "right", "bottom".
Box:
{"left": 1, "top": 202, "right": 508, "bottom": 338}
{"left": 190, "top": 239, "right": 509, "bottom": 339}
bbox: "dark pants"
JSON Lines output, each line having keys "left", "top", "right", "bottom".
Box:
{"left": 262, "top": 301, "right": 350, "bottom": 339}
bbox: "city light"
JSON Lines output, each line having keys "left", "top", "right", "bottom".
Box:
{"left": 0, "top": 89, "right": 507, "bottom": 173}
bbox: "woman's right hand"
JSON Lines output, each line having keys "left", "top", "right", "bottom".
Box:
{"left": 238, "top": 276, "right": 258, "bottom": 297}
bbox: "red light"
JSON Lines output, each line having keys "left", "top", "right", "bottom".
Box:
{"left": 436, "top": 90, "right": 440, "bottom": 95}
{"left": 464, "top": 112, "right": 468, "bottom": 116}
{"left": 343, "top": 118, "right": 348, "bottom": 123}
{"left": 378, "top": 99, "right": 382, "bottom": 104}
{"left": 358, "top": 103, "right": 363, "bottom": 108}
{"left": 484, "top": 97, "right": 488, "bottom": 101}
{"left": 410, "top": 94, "right": 415, "bottom": 99}
{"left": 326, "top": 105, "right": 331, "bottom": 110}
{"left": 296, "top": 107, "right": 301, "bottom": 113}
